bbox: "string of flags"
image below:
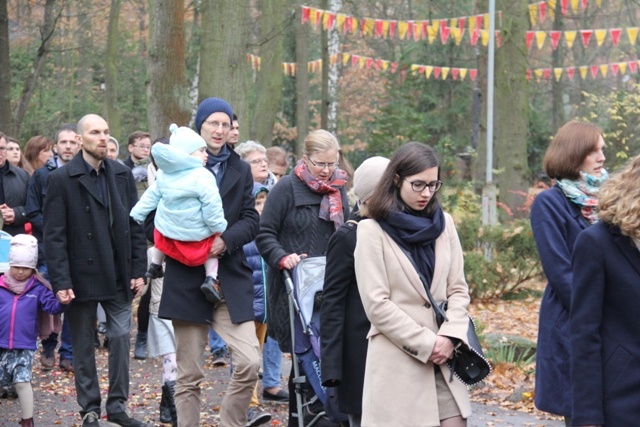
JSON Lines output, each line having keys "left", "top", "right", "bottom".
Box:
{"left": 529, "top": 60, "right": 639, "bottom": 81}
{"left": 529, "top": 0, "right": 603, "bottom": 26}
{"left": 526, "top": 27, "right": 636, "bottom": 49}
{"left": 301, "top": 5, "right": 502, "bottom": 46}
{"left": 245, "top": 52, "right": 477, "bottom": 82}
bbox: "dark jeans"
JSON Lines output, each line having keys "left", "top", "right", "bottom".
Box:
{"left": 67, "top": 286, "right": 132, "bottom": 418}
{"left": 136, "top": 288, "right": 150, "bottom": 334}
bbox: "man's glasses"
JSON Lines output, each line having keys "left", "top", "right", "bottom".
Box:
{"left": 308, "top": 158, "right": 339, "bottom": 170}
{"left": 203, "top": 120, "right": 231, "bottom": 130}
{"left": 405, "top": 179, "right": 442, "bottom": 193}
{"left": 133, "top": 144, "right": 151, "bottom": 150}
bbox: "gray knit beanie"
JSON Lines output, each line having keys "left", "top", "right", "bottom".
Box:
{"left": 353, "top": 156, "right": 390, "bottom": 204}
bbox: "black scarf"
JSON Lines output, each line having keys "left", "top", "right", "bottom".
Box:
{"left": 379, "top": 206, "right": 445, "bottom": 287}
{"left": 206, "top": 144, "right": 231, "bottom": 185}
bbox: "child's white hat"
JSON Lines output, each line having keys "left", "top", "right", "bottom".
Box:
{"left": 9, "top": 234, "right": 38, "bottom": 269}
{"left": 169, "top": 123, "right": 206, "bottom": 155}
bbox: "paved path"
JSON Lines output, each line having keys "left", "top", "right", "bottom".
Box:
{"left": 0, "top": 340, "right": 563, "bottom": 427}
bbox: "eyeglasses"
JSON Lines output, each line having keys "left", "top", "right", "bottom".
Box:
{"left": 203, "top": 120, "right": 231, "bottom": 130}
{"left": 308, "top": 158, "right": 339, "bottom": 170}
{"left": 248, "top": 158, "right": 268, "bottom": 166}
{"left": 133, "top": 144, "right": 151, "bottom": 150}
{"left": 405, "top": 179, "right": 442, "bottom": 193}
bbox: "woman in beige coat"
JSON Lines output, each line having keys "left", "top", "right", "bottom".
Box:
{"left": 354, "top": 142, "right": 471, "bottom": 427}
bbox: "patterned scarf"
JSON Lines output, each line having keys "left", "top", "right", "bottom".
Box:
{"left": 557, "top": 169, "right": 609, "bottom": 224}
{"left": 294, "top": 161, "right": 347, "bottom": 229}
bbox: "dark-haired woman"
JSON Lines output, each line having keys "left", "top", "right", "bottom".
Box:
{"left": 530, "top": 121, "right": 607, "bottom": 426}
{"left": 354, "top": 142, "right": 471, "bottom": 427}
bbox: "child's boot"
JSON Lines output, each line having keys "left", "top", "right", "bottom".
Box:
{"left": 200, "top": 276, "right": 222, "bottom": 304}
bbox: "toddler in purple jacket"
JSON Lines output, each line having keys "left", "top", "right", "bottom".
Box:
{"left": 0, "top": 234, "right": 69, "bottom": 427}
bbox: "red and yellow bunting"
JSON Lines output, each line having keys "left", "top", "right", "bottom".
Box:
{"left": 529, "top": 0, "right": 603, "bottom": 26}
{"left": 526, "top": 27, "right": 629, "bottom": 49}
{"left": 301, "top": 5, "right": 502, "bottom": 47}
{"left": 246, "top": 53, "right": 477, "bottom": 82}
{"left": 528, "top": 60, "right": 637, "bottom": 82}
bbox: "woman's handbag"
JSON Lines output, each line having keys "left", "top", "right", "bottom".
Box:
{"left": 400, "top": 248, "right": 491, "bottom": 386}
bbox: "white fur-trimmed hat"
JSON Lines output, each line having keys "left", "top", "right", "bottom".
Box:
{"left": 354, "top": 156, "right": 390, "bottom": 204}
{"left": 9, "top": 234, "right": 38, "bottom": 270}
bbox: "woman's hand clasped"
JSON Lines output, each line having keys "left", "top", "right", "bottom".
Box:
{"left": 429, "top": 335, "right": 455, "bottom": 365}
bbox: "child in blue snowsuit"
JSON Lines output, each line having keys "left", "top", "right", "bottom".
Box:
{"left": 0, "top": 234, "right": 69, "bottom": 426}
{"left": 130, "top": 124, "right": 227, "bottom": 303}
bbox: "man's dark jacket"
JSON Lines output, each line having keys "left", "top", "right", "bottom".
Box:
{"left": 43, "top": 152, "right": 147, "bottom": 301}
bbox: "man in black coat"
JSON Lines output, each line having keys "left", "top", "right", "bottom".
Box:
{"left": 43, "top": 114, "right": 148, "bottom": 427}
{"left": 157, "top": 98, "right": 261, "bottom": 427}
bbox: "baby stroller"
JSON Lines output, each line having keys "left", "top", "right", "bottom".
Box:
{"left": 284, "top": 257, "right": 347, "bottom": 427}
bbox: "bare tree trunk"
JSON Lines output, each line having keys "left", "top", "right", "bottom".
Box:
{"left": 251, "top": 0, "right": 285, "bottom": 146}
{"left": 105, "top": 0, "right": 121, "bottom": 138}
{"left": 13, "top": 0, "right": 61, "bottom": 136}
{"left": 147, "top": 0, "right": 190, "bottom": 141}
{"left": 325, "top": 0, "right": 341, "bottom": 134}
{"left": 495, "top": 0, "right": 529, "bottom": 218}
{"left": 551, "top": 6, "right": 564, "bottom": 133}
{"left": 320, "top": 0, "right": 328, "bottom": 130}
{"left": 295, "top": 6, "right": 309, "bottom": 158}
{"left": 198, "top": 0, "right": 250, "bottom": 124}
{"left": 0, "top": 0, "right": 12, "bottom": 133}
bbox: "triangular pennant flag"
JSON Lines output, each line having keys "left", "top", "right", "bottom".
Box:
{"left": 418, "top": 65, "right": 426, "bottom": 75}
{"left": 440, "top": 20, "right": 450, "bottom": 44}
{"left": 282, "top": 62, "right": 287, "bottom": 76}
{"left": 428, "top": 20, "right": 439, "bottom": 43}
{"left": 595, "top": 0, "right": 601, "bottom": 5}
{"left": 526, "top": 31, "right": 535, "bottom": 49}
{"left": 580, "top": 30, "right": 593, "bottom": 47}
{"left": 441, "top": 67, "right": 450, "bottom": 80}
{"left": 342, "top": 53, "right": 350, "bottom": 66}
{"left": 351, "top": 55, "right": 359, "bottom": 67}
{"left": 458, "top": 17, "right": 466, "bottom": 33}
{"left": 374, "top": 59, "right": 381, "bottom": 71}
{"left": 571, "top": 0, "right": 579, "bottom": 13}
{"left": 610, "top": 28, "right": 621, "bottom": 46}
{"left": 391, "top": 62, "right": 398, "bottom": 73}
{"left": 536, "top": 31, "right": 547, "bottom": 49}
{"left": 628, "top": 61, "right": 638, "bottom": 73}
{"left": 611, "top": 63, "right": 619, "bottom": 76}
{"left": 543, "top": 68, "right": 551, "bottom": 80}
{"left": 323, "top": 12, "right": 335, "bottom": 31}
{"left": 529, "top": 4, "right": 538, "bottom": 26}
{"left": 470, "top": 29, "right": 480, "bottom": 46}
{"left": 561, "top": 0, "right": 569, "bottom": 14}
{"left": 594, "top": 29, "right": 607, "bottom": 46}
{"left": 567, "top": 67, "right": 576, "bottom": 80}
{"left": 476, "top": 15, "right": 484, "bottom": 32}
{"left": 565, "top": 30, "right": 577, "bottom": 48}
{"left": 344, "top": 16, "right": 352, "bottom": 34}
{"left": 460, "top": 68, "right": 468, "bottom": 80}
{"left": 313, "top": 9, "right": 323, "bottom": 30}
{"left": 382, "top": 20, "right": 390, "bottom": 39}
{"left": 381, "top": 60, "right": 389, "bottom": 71}
{"left": 291, "top": 63, "right": 296, "bottom": 77}
{"left": 301, "top": 6, "right": 310, "bottom": 24}
{"left": 361, "top": 18, "right": 375, "bottom": 37}
{"left": 599, "top": 64, "right": 608, "bottom": 77}
{"left": 398, "top": 21, "right": 409, "bottom": 39}
{"left": 413, "top": 20, "right": 423, "bottom": 41}
{"left": 365, "top": 58, "right": 373, "bottom": 70}
{"left": 554, "top": 68, "right": 563, "bottom": 81}
{"left": 453, "top": 27, "right": 464, "bottom": 46}
{"left": 534, "top": 69, "right": 544, "bottom": 82}
{"left": 350, "top": 16, "right": 359, "bottom": 34}
{"left": 548, "top": 0, "right": 557, "bottom": 19}
{"left": 425, "top": 66, "right": 433, "bottom": 79}
{"left": 496, "top": 30, "right": 503, "bottom": 48}
{"left": 619, "top": 62, "right": 627, "bottom": 74}
{"left": 358, "top": 56, "right": 366, "bottom": 69}
{"left": 434, "top": 67, "right": 442, "bottom": 79}
{"left": 540, "top": 2, "right": 547, "bottom": 23}
{"left": 590, "top": 65, "right": 599, "bottom": 78}
{"left": 452, "top": 68, "right": 460, "bottom": 80}
{"left": 470, "top": 69, "right": 478, "bottom": 81}
{"left": 581, "top": 0, "right": 588, "bottom": 9}
{"left": 550, "top": 31, "right": 561, "bottom": 49}
{"left": 469, "top": 15, "right": 477, "bottom": 33}
{"left": 329, "top": 53, "right": 338, "bottom": 66}
{"left": 421, "top": 21, "right": 429, "bottom": 40}
{"left": 498, "top": 11, "right": 503, "bottom": 27}
{"left": 411, "top": 64, "right": 420, "bottom": 75}
{"left": 526, "top": 69, "right": 532, "bottom": 81}
{"left": 483, "top": 14, "right": 490, "bottom": 30}
{"left": 406, "top": 21, "right": 415, "bottom": 40}
{"left": 627, "top": 27, "right": 639, "bottom": 45}
{"left": 374, "top": 19, "right": 384, "bottom": 38}
{"left": 579, "top": 66, "right": 588, "bottom": 79}
{"left": 481, "top": 30, "right": 489, "bottom": 46}
{"left": 336, "top": 14, "right": 346, "bottom": 34}
{"left": 389, "top": 21, "right": 397, "bottom": 38}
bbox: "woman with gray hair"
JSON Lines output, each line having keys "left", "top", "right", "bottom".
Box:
{"left": 235, "top": 140, "right": 277, "bottom": 189}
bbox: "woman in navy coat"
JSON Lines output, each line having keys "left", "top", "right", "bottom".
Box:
{"left": 570, "top": 156, "right": 640, "bottom": 426}
{"left": 530, "top": 121, "right": 607, "bottom": 425}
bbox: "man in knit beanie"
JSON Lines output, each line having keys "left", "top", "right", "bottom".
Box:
{"left": 157, "top": 98, "right": 262, "bottom": 427}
